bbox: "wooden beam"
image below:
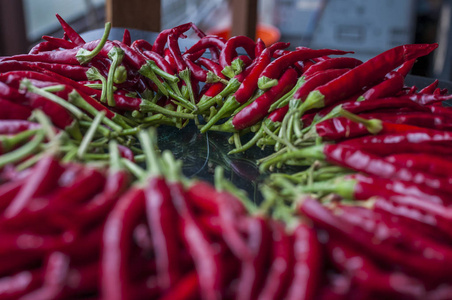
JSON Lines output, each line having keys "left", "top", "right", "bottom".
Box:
{"left": 230, "top": 0, "right": 258, "bottom": 40}
{"left": 106, "top": 0, "right": 161, "bottom": 32}
{"left": 0, "top": 0, "right": 28, "bottom": 55}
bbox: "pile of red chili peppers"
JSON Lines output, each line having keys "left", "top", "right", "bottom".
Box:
{"left": 0, "top": 14, "right": 452, "bottom": 299}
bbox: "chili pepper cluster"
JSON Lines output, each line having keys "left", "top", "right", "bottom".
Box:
{"left": 1, "top": 13, "right": 452, "bottom": 299}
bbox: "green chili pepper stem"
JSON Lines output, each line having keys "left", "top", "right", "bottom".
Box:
{"left": 86, "top": 67, "right": 108, "bottom": 103}
{"left": 113, "top": 65, "right": 127, "bottom": 84}
{"left": 269, "top": 77, "right": 306, "bottom": 112}
{"left": 147, "top": 60, "right": 179, "bottom": 83}
{"left": 0, "top": 129, "right": 40, "bottom": 153}
{"left": 214, "top": 166, "right": 258, "bottom": 214}
{"left": 31, "top": 110, "right": 57, "bottom": 141}
{"left": 67, "top": 90, "right": 123, "bottom": 132}
{"left": 138, "top": 128, "right": 162, "bottom": 177}
{"left": 179, "top": 68, "right": 196, "bottom": 105}
{"left": 108, "top": 139, "right": 122, "bottom": 171}
{"left": 257, "top": 76, "right": 278, "bottom": 90}
{"left": 140, "top": 100, "right": 195, "bottom": 119}
{"left": 139, "top": 62, "right": 169, "bottom": 97}
{"left": 122, "top": 158, "right": 147, "bottom": 179}
{"left": 76, "top": 22, "right": 112, "bottom": 64}
{"left": 161, "top": 150, "right": 184, "bottom": 183}
{"left": 106, "top": 47, "right": 125, "bottom": 107}
{"left": 339, "top": 108, "right": 383, "bottom": 134}
{"left": 21, "top": 79, "right": 86, "bottom": 120}
{"left": 41, "top": 84, "right": 66, "bottom": 93}
{"left": 199, "top": 95, "right": 239, "bottom": 133}
{"left": 0, "top": 130, "right": 45, "bottom": 168}
{"left": 77, "top": 111, "right": 105, "bottom": 159}
{"left": 259, "top": 144, "right": 325, "bottom": 172}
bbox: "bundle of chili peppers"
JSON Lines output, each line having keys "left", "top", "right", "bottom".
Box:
{"left": 1, "top": 14, "right": 452, "bottom": 299}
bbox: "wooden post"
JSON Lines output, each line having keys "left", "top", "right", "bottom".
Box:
{"left": 0, "top": 0, "right": 28, "bottom": 55}
{"left": 106, "top": 0, "right": 161, "bottom": 32}
{"left": 230, "top": 0, "right": 258, "bottom": 40}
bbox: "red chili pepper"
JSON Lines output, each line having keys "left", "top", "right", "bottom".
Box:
{"left": 185, "top": 35, "right": 227, "bottom": 57}
{"left": 302, "top": 44, "right": 438, "bottom": 112}
{"left": 41, "top": 35, "right": 77, "bottom": 49}
{"left": 4, "top": 156, "right": 64, "bottom": 219}
{"left": 340, "top": 130, "right": 452, "bottom": 156}
{"left": 0, "top": 269, "right": 42, "bottom": 299}
{"left": 235, "top": 216, "right": 272, "bottom": 300}
{"left": 284, "top": 223, "right": 322, "bottom": 300}
{"left": 302, "top": 57, "right": 363, "bottom": 79}
{"left": 152, "top": 23, "right": 194, "bottom": 55}
{"left": 258, "top": 220, "right": 294, "bottom": 300}
{"left": 0, "top": 120, "right": 41, "bottom": 135}
{"left": 293, "top": 68, "right": 350, "bottom": 102}
{"left": 232, "top": 67, "right": 299, "bottom": 130}
{"left": 167, "top": 30, "right": 188, "bottom": 72}
{"left": 341, "top": 96, "right": 430, "bottom": 114}
{"left": 322, "top": 144, "right": 452, "bottom": 194}
{"left": 299, "top": 197, "right": 452, "bottom": 278}
{"left": 219, "top": 35, "right": 256, "bottom": 69}
{"left": 157, "top": 272, "right": 199, "bottom": 300}
{"left": 144, "top": 176, "right": 181, "bottom": 291}
{"left": 359, "top": 111, "right": 452, "bottom": 131}
{"left": 385, "top": 152, "right": 452, "bottom": 179}
{"left": 139, "top": 49, "right": 177, "bottom": 75}
{"left": 56, "top": 14, "right": 85, "bottom": 45}
{"left": 28, "top": 41, "right": 61, "bottom": 54}
{"left": 0, "top": 98, "right": 32, "bottom": 120}
{"left": 197, "top": 57, "right": 224, "bottom": 78}
{"left": 358, "top": 71, "right": 405, "bottom": 101}
{"left": 122, "top": 28, "right": 131, "bottom": 46}
{"left": 395, "top": 58, "right": 416, "bottom": 77}
{"left": 168, "top": 180, "right": 224, "bottom": 300}
{"left": 325, "top": 235, "right": 426, "bottom": 299}
{"left": 101, "top": 187, "right": 146, "bottom": 300}
{"left": 258, "top": 48, "right": 353, "bottom": 89}
{"left": 303, "top": 173, "right": 449, "bottom": 205}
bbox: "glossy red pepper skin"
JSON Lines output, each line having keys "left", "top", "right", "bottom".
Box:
{"left": 258, "top": 220, "right": 294, "bottom": 300}
{"left": 197, "top": 57, "right": 224, "bottom": 78}
{"left": 234, "top": 48, "right": 272, "bottom": 104}
{"left": 56, "top": 14, "right": 85, "bottom": 45}
{"left": 322, "top": 143, "right": 452, "bottom": 194}
{"left": 260, "top": 49, "right": 352, "bottom": 81}
{"left": 232, "top": 68, "right": 298, "bottom": 130}
{"left": 101, "top": 187, "right": 146, "bottom": 300}
{"left": 267, "top": 105, "right": 289, "bottom": 123}
{"left": 325, "top": 235, "right": 426, "bottom": 299}
{"left": 307, "top": 44, "right": 438, "bottom": 107}
{"left": 285, "top": 223, "right": 322, "bottom": 300}
{"left": 219, "top": 35, "right": 256, "bottom": 69}
{"left": 0, "top": 98, "right": 32, "bottom": 120}
{"left": 168, "top": 181, "right": 224, "bottom": 300}
{"left": 144, "top": 177, "right": 181, "bottom": 291}
{"left": 41, "top": 35, "right": 77, "bottom": 50}
{"left": 300, "top": 197, "right": 452, "bottom": 278}
{"left": 341, "top": 97, "right": 430, "bottom": 115}
{"left": 385, "top": 153, "right": 452, "bottom": 179}
{"left": 185, "top": 35, "right": 226, "bottom": 56}
{"left": 302, "top": 57, "right": 362, "bottom": 79}
{"left": 419, "top": 79, "right": 439, "bottom": 94}
{"left": 235, "top": 216, "right": 272, "bottom": 300}
{"left": 293, "top": 68, "right": 349, "bottom": 102}
{"left": 3, "top": 156, "right": 64, "bottom": 219}
{"left": 360, "top": 111, "right": 452, "bottom": 131}
{"left": 151, "top": 22, "right": 193, "bottom": 55}
{"left": 344, "top": 173, "right": 450, "bottom": 205}
{"left": 359, "top": 71, "right": 405, "bottom": 101}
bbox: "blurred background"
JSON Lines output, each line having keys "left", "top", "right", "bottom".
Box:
{"left": 0, "top": 0, "right": 450, "bottom": 79}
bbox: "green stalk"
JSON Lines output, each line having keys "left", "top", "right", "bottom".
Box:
{"left": 76, "top": 22, "right": 112, "bottom": 64}
{"left": 106, "top": 47, "right": 125, "bottom": 107}
{"left": 32, "top": 110, "right": 57, "bottom": 141}
{"left": 140, "top": 100, "right": 196, "bottom": 119}
{"left": 21, "top": 79, "right": 87, "bottom": 120}
{"left": 259, "top": 144, "right": 325, "bottom": 172}
{"left": 139, "top": 62, "right": 169, "bottom": 97}
{"left": 68, "top": 90, "right": 123, "bottom": 132}
{"left": 138, "top": 128, "right": 161, "bottom": 177}
{"left": 147, "top": 60, "right": 179, "bottom": 83}
{"left": 86, "top": 67, "right": 108, "bottom": 103}
{"left": 77, "top": 111, "right": 105, "bottom": 159}
{"left": 108, "top": 139, "right": 122, "bottom": 171}
{"left": 0, "top": 130, "right": 45, "bottom": 168}
{"left": 179, "top": 68, "right": 196, "bottom": 105}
